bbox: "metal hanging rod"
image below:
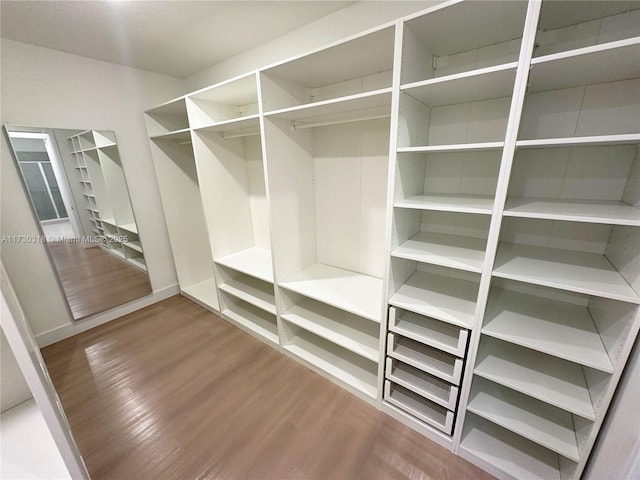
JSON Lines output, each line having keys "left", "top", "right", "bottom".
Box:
{"left": 291, "top": 113, "right": 391, "bottom": 131}
{"left": 221, "top": 131, "right": 261, "bottom": 140}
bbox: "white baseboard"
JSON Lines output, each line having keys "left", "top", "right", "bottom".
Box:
{"left": 36, "top": 284, "right": 180, "bottom": 347}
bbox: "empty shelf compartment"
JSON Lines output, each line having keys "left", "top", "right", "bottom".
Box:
{"left": 223, "top": 296, "right": 279, "bottom": 346}
{"left": 217, "top": 269, "right": 276, "bottom": 315}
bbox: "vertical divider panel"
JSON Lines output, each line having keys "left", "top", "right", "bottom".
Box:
{"left": 452, "top": 0, "right": 543, "bottom": 451}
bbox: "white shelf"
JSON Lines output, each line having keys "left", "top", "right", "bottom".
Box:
{"left": 128, "top": 257, "right": 147, "bottom": 271}
{"left": 215, "top": 247, "right": 273, "bottom": 283}
{"left": 474, "top": 337, "right": 595, "bottom": 420}
{"left": 149, "top": 128, "right": 192, "bottom": 141}
{"left": 395, "top": 194, "right": 494, "bottom": 215}
{"left": 110, "top": 249, "right": 126, "bottom": 259}
{"left": 504, "top": 197, "right": 640, "bottom": 226}
{"left": 218, "top": 275, "right": 276, "bottom": 315}
{"left": 264, "top": 89, "right": 392, "bottom": 126}
{"left": 468, "top": 377, "right": 579, "bottom": 462}
{"left": 389, "top": 307, "right": 468, "bottom": 358}
{"left": 392, "top": 232, "right": 486, "bottom": 273}
{"left": 181, "top": 278, "right": 219, "bottom": 309}
{"left": 516, "top": 134, "right": 640, "bottom": 148}
{"left": 386, "top": 358, "right": 458, "bottom": 410}
{"left": 402, "top": 63, "right": 517, "bottom": 107}
{"left": 285, "top": 331, "right": 377, "bottom": 400}
{"left": 193, "top": 114, "right": 260, "bottom": 135}
{"left": 388, "top": 333, "right": 463, "bottom": 385}
{"left": 484, "top": 288, "right": 613, "bottom": 372}
{"left": 389, "top": 270, "right": 478, "bottom": 329}
{"left": 493, "top": 243, "right": 640, "bottom": 304}
{"left": 118, "top": 223, "right": 138, "bottom": 234}
{"left": 124, "top": 241, "right": 143, "bottom": 253}
{"left": 397, "top": 142, "right": 504, "bottom": 153}
{"left": 279, "top": 264, "right": 382, "bottom": 322}
{"left": 461, "top": 414, "right": 562, "bottom": 480}
{"left": 101, "top": 217, "right": 117, "bottom": 226}
{"left": 384, "top": 381, "right": 454, "bottom": 435}
{"left": 529, "top": 38, "right": 640, "bottom": 93}
{"left": 224, "top": 301, "right": 278, "bottom": 346}
{"left": 280, "top": 299, "right": 379, "bottom": 362}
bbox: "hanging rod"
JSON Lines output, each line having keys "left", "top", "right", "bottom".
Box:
{"left": 291, "top": 113, "right": 391, "bottom": 131}
{"left": 176, "top": 140, "right": 192, "bottom": 145}
{"left": 221, "top": 131, "right": 261, "bottom": 140}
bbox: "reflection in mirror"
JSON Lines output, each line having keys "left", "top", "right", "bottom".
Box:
{"left": 4, "top": 125, "right": 152, "bottom": 320}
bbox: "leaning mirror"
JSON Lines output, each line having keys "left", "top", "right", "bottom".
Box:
{"left": 4, "top": 125, "right": 152, "bottom": 320}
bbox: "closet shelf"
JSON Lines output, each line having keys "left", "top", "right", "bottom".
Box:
{"left": 386, "top": 358, "right": 458, "bottom": 410}
{"left": 388, "top": 333, "right": 463, "bottom": 385}
{"left": 397, "top": 142, "right": 504, "bottom": 153}
{"left": 280, "top": 299, "right": 379, "bottom": 362}
{"left": 504, "top": 197, "right": 640, "bottom": 226}
{"left": 484, "top": 288, "right": 613, "bottom": 373}
{"left": 516, "top": 134, "right": 640, "bottom": 148}
{"left": 285, "top": 333, "right": 377, "bottom": 400}
{"left": 218, "top": 276, "right": 276, "bottom": 315}
{"left": 461, "top": 414, "right": 562, "bottom": 480}
{"left": 214, "top": 247, "right": 273, "bottom": 283}
{"left": 149, "top": 128, "right": 192, "bottom": 141}
{"left": 263, "top": 88, "right": 392, "bottom": 126}
{"left": 385, "top": 381, "right": 454, "bottom": 434}
{"left": 128, "top": 257, "right": 147, "bottom": 271}
{"left": 101, "top": 217, "right": 117, "bottom": 226}
{"left": 389, "top": 270, "right": 478, "bottom": 329}
{"left": 493, "top": 243, "right": 640, "bottom": 304}
{"left": 529, "top": 38, "right": 640, "bottom": 93}
{"left": 124, "top": 241, "right": 143, "bottom": 253}
{"left": 223, "top": 302, "right": 278, "bottom": 346}
{"left": 395, "top": 194, "right": 494, "bottom": 215}
{"left": 389, "top": 307, "right": 468, "bottom": 358}
{"left": 401, "top": 62, "right": 517, "bottom": 107}
{"left": 474, "top": 337, "right": 595, "bottom": 420}
{"left": 392, "top": 232, "right": 486, "bottom": 273}
{"left": 192, "top": 114, "right": 260, "bottom": 136}
{"left": 181, "top": 278, "right": 218, "bottom": 307}
{"left": 279, "top": 264, "right": 382, "bottom": 322}
{"left": 468, "top": 377, "right": 580, "bottom": 461}
{"left": 118, "top": 223, "right": 138, "bottom": 234}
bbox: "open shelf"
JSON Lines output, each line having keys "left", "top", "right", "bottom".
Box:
{"left": 214, "top": 247, "right": 273, "bottom": 283}
{"left": 483, "top": 287, "right": 613, "bottom": 373}
{"left": 389, "top": 269, "right": 478, "bottom": 329}
{"left": 280, "top": 296, "right": 379, "bottom": 362}
{"left": 280, "top": 264, "right": 382, "bottom": 323}
{"left": 218, "top": 273, "right": 276, "bottom": 315}
{"left": 145, "top": 98, "right": 189, "bottom": 137}
{"left": 384, "top": 381, "right": 454, "bottom": 435}
{"left": 516, "top": 133, "right": 640, "bottom": 148}
{"left": 264, "top": 89, "right": 392, "bottom": 127}
{"left": 149, "top": 128, "right": 192, "bottom": 141}
{"left": 401, "top": 63, "right": 517, "bottom": 107}
{"left": 192, "top": 115, "right": 260, "bottom": 137}
{"left": 394, "top": 194, "right": 494, "bottom": 215}
{"left": 128, "top": 257, "right": 147, "bottom": 272}
{"left": 504, "top": 197, "right": 640, "bottom": 226}
{"left": 284, "top": 327, "right": 378, "bottom": 400}
{"left": 398, "top": 142, "right": 504, "bottom": 153}
{"left": 385, "top": 358, "right": 458, "bottom": 410}
{"left": 392, "top": 231, "right": 486, "bottom": 273}
{"left": 389, "top": 307, "right": 468, "bottom": 358}
{"left": 181, "top": 277, "right": 219, "bottom": 311}
{"left": 461, "top": 413, "right": 562, "bottom": 480}
{"left": 387, "top": 333, "right": 463, "bottom": 385}
{"left": 468, "top": 377, "right": 580, "bottom": 462}
{"left": 223, "top": 297, "right": 278, "bottom": 346}
{"left": 474, "top": 337, "right": 595, "bottom": 420}
{"left": 118, "top": 223, "right": 138, "bottom": 234}
{"left": 493, "top": 243, "right": 640, "bottom": 304}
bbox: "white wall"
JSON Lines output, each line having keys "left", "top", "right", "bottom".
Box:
{"left": 185, "top": 0, "right": 442, "bottom": 90}
{"left": 1, "top": 331, "right": 31, "bottom": 413}
{"left": 1, "top": 39, "right": 186, "bottom": 338}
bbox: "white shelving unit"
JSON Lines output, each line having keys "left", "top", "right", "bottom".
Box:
{"left": 146, "top": 2, "right": 640, "bottom": 478}
{"left": 67, "top": 130, "right": 146, "bottom": 271}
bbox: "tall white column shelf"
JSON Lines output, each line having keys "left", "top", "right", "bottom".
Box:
{"left": 145, "top": 2, "right": 640, "bottom": 478}
{"left": 67, "top": 130, "right": 146, "bottom": 271}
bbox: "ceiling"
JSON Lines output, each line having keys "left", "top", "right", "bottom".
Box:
{"left": 0, "top": 1, "right": 355, "bottom": 78}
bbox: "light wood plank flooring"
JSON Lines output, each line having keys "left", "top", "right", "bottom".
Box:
{"left": 42, "top": 296, "right": 494, "bottom": 480}
{"left": 47, "top": 242, "right": 152, "bottom": 320}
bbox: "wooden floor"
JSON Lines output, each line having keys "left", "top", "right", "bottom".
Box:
{"left": 42, "top": 296, "right": 494, "bottom": 480}
{"left": 47, "top": 242, "right": 152, "bottom": 320}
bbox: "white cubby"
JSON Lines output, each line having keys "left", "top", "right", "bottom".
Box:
{"left": 385, "top": 358, "right": 459, "bottom": 411}
{"left": 387, "top": 333, "right": 463, "bottom": 385}
{"left": 388, "top": 306, "right": 468, "bottom": 358}
{"left": 216, "top": 266, "right": 276, "bottom": 316}
{"left": 221, "top": 294, "right": 278, "bottom": 347}
{"left": 279, "top": 290, "right": 379, "bottom": 362}
{"left": 283, "top": 323, "right": 378, "bottom": 402}
{"left": 261, "top": 25, "right": 394, "bottom": 112}
{"left": 384, "top": 380, "right": 454, "bottom": 435}
{"left": 145, "top": 98, "right": 190, "bottom": 138}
